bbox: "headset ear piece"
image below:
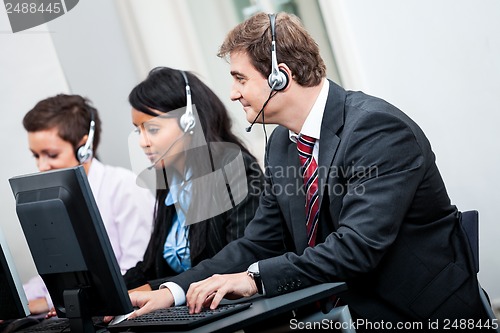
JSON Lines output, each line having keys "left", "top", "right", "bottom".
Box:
{"left": 179, "top": 112, "right": 195, "bottom": 133}
{"left": 77, "top": 145, "right": 93, "bottom": 164}
{"left": 268, "top": 68, "right": 289, "bottom": 92}
{"left": 76, "top": 119, "right": 95, "bottom": 164}
{"left": 277, "top": 69, "right": 289, "bottom": 91}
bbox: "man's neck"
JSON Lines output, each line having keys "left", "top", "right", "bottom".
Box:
{"left": 278, "top": 80, "right": 324, "bottom": 134}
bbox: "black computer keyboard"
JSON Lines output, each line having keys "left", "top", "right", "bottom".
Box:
{"left": 16, "top": 318, "right": 69, "bottom": 333}
{"left": 108, "top": 303, "right": 252, "bottom": 331}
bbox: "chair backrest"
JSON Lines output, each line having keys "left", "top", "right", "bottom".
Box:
{"left": 458, "top": 211, "right": 499, "bottom": 330}
{"left": 459, "top": 210, "right": 479, "bottom": 273}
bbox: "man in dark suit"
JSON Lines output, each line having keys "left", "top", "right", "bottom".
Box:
{"left": 128, "top": 12, "right": 489, "bottom": 328}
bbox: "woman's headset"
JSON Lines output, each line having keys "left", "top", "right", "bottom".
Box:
{"left": 179, "top": 71, "right": 196, "bottom": 133}
{"left": 76, "top": 106, "right": 96, "bottom": 164}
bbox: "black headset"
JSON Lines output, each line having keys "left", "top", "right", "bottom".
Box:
{"left": 267, "top": 13, "right": 289, "bottom": 91}
{"left": 179, "top": 71, "right": 196, "bottom": 133}
{"left": 76, "top": 106, "right": 96, "bottom": 164}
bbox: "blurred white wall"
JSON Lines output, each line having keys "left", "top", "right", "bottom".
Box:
{"left": 1, "top": 0, "right": 498, "bottom": 303}
{"left": 0, "top": 10, "right": 68, "bottom": 282}
{"left": 321, "top": 0, "right": 500, "bottom": 299}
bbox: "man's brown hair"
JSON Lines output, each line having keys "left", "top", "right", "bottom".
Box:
{"left": 218, "top": 12, "right": 326, "bottom": 87}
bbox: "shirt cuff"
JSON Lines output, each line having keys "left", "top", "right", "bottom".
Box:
{"left": 159, "top": 282, "right": 186, "bottom": 306}
{"left": 45, "top": 294, "right": 54, "bottom": 310}
{"left": 248, "top": 262, "right": 266, "bottom": 295}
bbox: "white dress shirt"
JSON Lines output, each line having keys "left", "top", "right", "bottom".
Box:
{"left": 23, "top": 159, "right": 155, "bottom": 308}
{"left": 288, "top": 78, "right": 329, "bottom": 159}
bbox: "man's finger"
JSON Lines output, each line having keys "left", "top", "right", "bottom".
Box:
{"left": 103, "top": 316, "right": 114, "bottom": 323}
{"left": 202, "top": 292, "right": 216, "bottom": 309}
{"left": 127, "top": 309, "right": 143, "bottom": 319}
{"left": 210, "top": 290, "right": 226, "bottom": 310}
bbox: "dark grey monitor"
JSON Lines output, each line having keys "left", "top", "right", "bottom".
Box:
{"left": 9, "top": 166, "right": 132, "bottom": 333}
{"left": 0, "top": 228, "right": 29, "bottom": 320}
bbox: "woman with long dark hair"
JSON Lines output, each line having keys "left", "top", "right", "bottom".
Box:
{"left": 123, "top": 67, "right": 264, "bottom": 291}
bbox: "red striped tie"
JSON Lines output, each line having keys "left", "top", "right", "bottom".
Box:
{"left": 297, "top": 134, "right": 319, "bottom": 247}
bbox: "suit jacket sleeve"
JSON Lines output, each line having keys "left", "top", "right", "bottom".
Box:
{"left": 164, "top": 153, "right": 270, "bottom": 292}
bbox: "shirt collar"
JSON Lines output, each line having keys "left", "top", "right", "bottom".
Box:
{"left": 165, "top": 168, "right": 192, "bottom": 211}
{"left": 289, "top": 79, "right": 329, "bottom": 143}
{"left": 86, "top": 158, "right": 101, "bottom": 194}
{"left": 86, "top": 158, "right": 100, "bottom": 179}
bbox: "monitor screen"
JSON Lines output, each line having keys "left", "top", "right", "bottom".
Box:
{"left": 0, "top": 228, "right": 29, "bottom": 320}
{"left": 9, "top": 166, "right": 132, "bottom": 331}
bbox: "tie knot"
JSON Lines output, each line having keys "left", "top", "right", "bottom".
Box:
{"left": 297, "top": 134, "right": 316, "bottom": 157}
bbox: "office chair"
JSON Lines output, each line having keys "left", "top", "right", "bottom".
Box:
{"left": 297, "top": 303, "right": 355, "bottom": 333}
{"left": 459, "top": 210, "right": 500, "bottom": 332}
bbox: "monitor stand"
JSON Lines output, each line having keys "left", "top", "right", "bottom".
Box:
{"left": 63, "top": 289, "right": 95, "bottom": 333}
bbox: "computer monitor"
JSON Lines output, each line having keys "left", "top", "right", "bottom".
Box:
{"left": 0, "top": 227, "right": 30, "bottom": 320}
{"left": 9, "top": 166, "right": 133, "bottom": 333}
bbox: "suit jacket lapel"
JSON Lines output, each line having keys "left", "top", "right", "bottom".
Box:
{"left": 287, "top": 141, "right": 308, "bottom": 253}
{"left": 317, "top": 81, "right": 346, "bottom": 208}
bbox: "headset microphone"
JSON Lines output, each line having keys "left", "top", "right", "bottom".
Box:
{"left": 245, "top": 109, "right": 263, "bottom": 132}
{"left": 147, "top": 132, "right": 188, "bottom": 170}
{"left": 245, "top": 81, "right": 277, "bottom": 132}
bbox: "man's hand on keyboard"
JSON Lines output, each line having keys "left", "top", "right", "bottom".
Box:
{"left": 128, "top": 288, "right": 175, "bottom": 319}
{"left": 186, "top": 272, "right": 257, "bottom": 314}
{"left": 128, "top": 283, "right": 152, "bottom": 293}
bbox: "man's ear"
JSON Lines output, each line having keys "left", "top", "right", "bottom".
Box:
{"left": 278, "top": 63, "right": 293, "bottom": 91}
